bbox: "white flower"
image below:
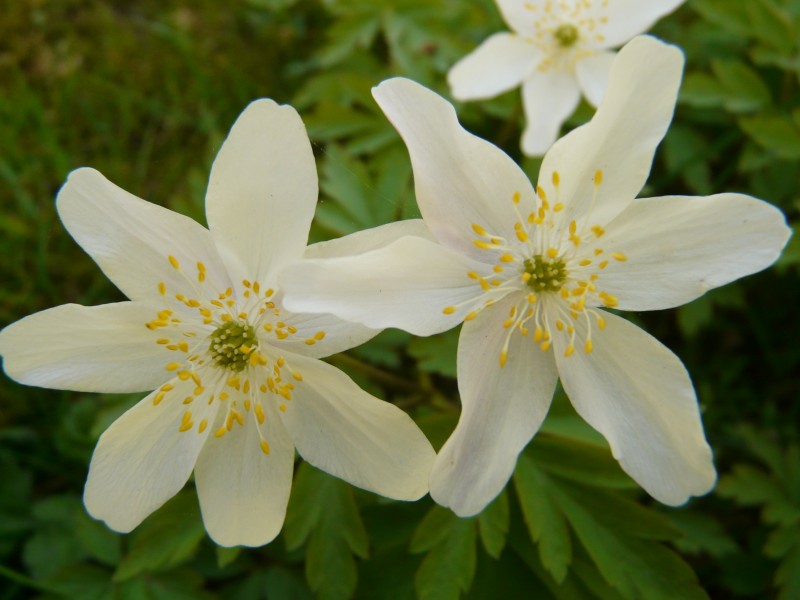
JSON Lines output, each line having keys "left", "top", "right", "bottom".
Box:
{"left": 449, "top": 0, "right": 686, "bottom": 156}
{"left": 0, "top": 100, "right": 435, "bottom": 546}
{"left": 280, "top": 37, "right": 792, "bottom": 516}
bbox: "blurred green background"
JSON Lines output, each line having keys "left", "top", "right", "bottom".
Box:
{"left": 0, "top": 0, "right": 798, "bottom": 598}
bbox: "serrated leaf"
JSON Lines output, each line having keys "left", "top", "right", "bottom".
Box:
{"left": 477, "top": 491, "right": 509, "bottom": 559}
{"left": 113, "top": 491, "right": 205, "bottom": 581}
{"left": 552, "top": 483, "right": 707, "bottom": 600}
{"left": 284, "top": 463, "right": 369, "bottom": 600}
{"left": 738, "top": 115, "right": 800, "bottom": 159}
{"left": 410, "top": 505, "right": 456, "bottom": 553}
{"left": 412, "top": 506, "right": 477, "bottom": 600}
{"left": 668, "top": 511, "right": 738, "bottom": 557}
{"left": 514, "top": 455, "right": 572, "bottom": 583}
{"left": 711, "top": 59, "right": 771, "bottom": 112}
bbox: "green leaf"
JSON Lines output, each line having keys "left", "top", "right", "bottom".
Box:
{"left": 477, "top": 491, "right": 509, "bottom": 559}
{"left": 113, "top": 491, "right": 206, "bottom": 581}
{"left": 23, "top": 496, "right": 88, "bottom": 579}
{"left": 710, "top": 59, "right": 771, "bottom": 112}
{"left": 74, "top": 509, "right": 122, "bottom": 567}
{"left": 216, "top": 545, "right": 242, "bottom": 569}
{"left": 411, "top": 506, "right": 477, "bottom": 600}
{"left": 284, "top": 463, "right": 369, "bottom": 600}
{"left": 514, "top": 455, "right": 572, "bottom": 583}
{"left": 747, "top": 0, "right": 796, "bottom": 53}
{"left": 552, "top": 483, "right": 707, "bottom": 600}
{"left": 667, "top": 511, "right": 738, "bottom": 556}
{"left": 738, "top": 115, "right": 800, "bottom": 159}
{"left": 408, "top": 327, "right": 459, "bottom": 377}
{"left": 693, "top": 0, "right": 755, "bottom": 36}
{"left": 775, "top": 542, "right": 800, "bottom": 600}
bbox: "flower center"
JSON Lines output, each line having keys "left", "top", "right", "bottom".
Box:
{"left": 209, "top": 321, "right": 257, "bottom": 372}
{"left": 523, "top": 255, "right": 567, "bottom": 292}
{"left": 554, "top": 23, "right": 579, "bottom": 47}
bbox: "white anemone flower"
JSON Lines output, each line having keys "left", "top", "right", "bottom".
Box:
{"left": 449, "top": 0, "right": 686, "bottom": 156}
{"left": 281, "top": 37, "right": 791, "bottom": 517}
{"left": 0, "top": 100, "right": 435, "bottom": 546}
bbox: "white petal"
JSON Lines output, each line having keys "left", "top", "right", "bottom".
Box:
{"left": 194, "top": 398, "right": 294, "bottom": 547}
{"left": 56, "top": 168, "right": 231, "bottom": 302}
{"left": 520, "top": 70, "right": 581, "bottom": 157}
{"left": 83, "top": 376, "right": 220, "bottom": 532}
{"left": 553, "top": 311, "right": 716, "bottom": 505}
{"left": 303, "top": 219, "right": 434, "bottom": 260}
{"left": 281, "top": 235, "right": 495, "bottom": 337}
{"left": 431, "top": 294, "right": 559, "bottom": 516}
{"left": 495, "top": 0, "right": 546, "bottom": 35}
{"left": 205, "top": 99, "right": 318, "bottom": 285}
{"left": 278, "top": 353, "right": 435, "bottom": 500}
{"left": 266, "top": 304, "right": 379, "bottom": 360}
{"left": 575, "top": 50, "right": 617, "bottom": 107}
{"left": 600, "top": 0, "right": 686, "bottom": 48}
{"left": 538, "top": 36, "right": 683, "bottom": 227}
{"left": 591, "top": 194, "right": 792, "bottom": 311}
{"left": 372, "top": 78, "right": 537, "bottom": 262}
{"left": 448, "top": 33, "right": 540, "bottom": 101}
{"left": 0, "top": 302, "right": 173, "bottom": 393}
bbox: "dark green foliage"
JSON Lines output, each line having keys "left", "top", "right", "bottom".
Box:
{"left": 0, "top": 0, "right": 798, "bottom": 598}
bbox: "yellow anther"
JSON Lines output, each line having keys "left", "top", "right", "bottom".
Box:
{"left": 232, "top": 410, "right": 245, "bottom": 426}
{"left": 215, "top": 426, "right": 227, "bottom": 438}
{"left": 279, "top": 404, "right": 287, "bottom": 412}
{"left": 156, "top": 338, "right": 170, "bottom": 345}
{"left": 253, "top": 281, "right": 260, "bottom": 294}
{"left": 556, "top": 320, "right": 565, "bottom": 331}
{"left": 522, "top": 272, "right": 532, "bottom": 283}
{"left": 594, "top": 248, "right": 604, "bottom": 256}
{"left": 569, "top": 220, "right": 577, "bottom": 235}
{"left": 547, "top": 247, "right": 559, "bottom": 259}
{"left": 533, "top": 327, "right": 544, "bottom": 342}
{"left": 287, "top": 326, "right": 298, "bottom": 334}
{"left": 153, "top": 392, "right": 165, "bottom": 406}
{"left": 263, "top": 323, "right": 273, "bottom": 332}
{"left": 553, "top": 203, "right": 564, "bottom": 212}
{"left": 465, "top": 311, "right": 479, "bottom": 321}
{"left": 193, "top": 386, "right": 204, "bottom": 396}
{"left": 255, "top": 403, "right": 266, "bottom": 424}
{"left": 591, "top": 226, "right": 605, "bottom": 237}
{"left": 182, "top": 396, "right": 193, "bottom": 405}
{"left": 160, "top": 383, "right": 174, "bottom": 392}
{"left": 492, "top": 265, "right": 504, "bottom": 274}
{"left": 503, "top": 318, "right": 515, "bottom": 329}
{"left": 158, "top": 282, "right": 167, "bottom": 295}
{"left": 314, "top": 331, "right": 326, "bottom": 341}
{"left": 178, "top": 341, "right": 189, "bottom": 352}
{"left": 579, "top": 259, "right": 592, "bottom": 267}
{"left": 197, "top": 419, "right": 208, "bottom": 433}
{"left": 276, "top": 330, "right": 289, "bottom": 340}
{"left": 178, "top": 411, "right": 193, "bottom": 432}
{"left": 479, "top": 278, "right": 490, "bottom": 291}
{"left": 612, "top": 252, "right": 628, "bottom": 262}
{"left": 190, "top": 372, "right": 201, "bottom": 386}
{"left": 516, "top": 228, "right": 529, "bottom": 242}
{"left": 541, "top": 341, "right": 551, "bottom": 351}
{"left": 227, "top": 376, "right": 241, "bottom": 388}
{"left": 243, "top": 280, "right": 252, "bottom": 288}
{"left": 537, "top": 185, "right": 547, "bottom": 203}
{"left": 552, "top": 171, "right": 560, "bottom": 186}
{"left": 260, "top": 439, "right": 271, "bottom": 455}
{"left": 472, "top": 223, "right": 488, "bottom": 236}
{"left": 243, "top": 380, "right": 250, "bottom": 394}
{"left": 219, "top": 392, "right": 229, "bottom": 400}
{"left": 597, "top": 317, "right": 607, "bottom": 330}
{"left": 467, "top": 272, "right": 480, "bottom": 280}
{"left": 186, "top": 299, "right": 200, "bottom": 308}
{"left": 527, "top": 294, "right": 537, "bottom": 304}
{"left": 599, "top": 292, "right": 618, "bottom": 308}
{"left": 473, "top": 240, "right": 495, "bottom": 250}
{"left": 442, "top": 306, "right": 456, "bottom": 315}
{"left": 277, "top": 357, "right": 286, "bottom": 368}
{"left": 594, "top": 170, "right": 603, "bottom": 185}
{"left": 499, "top": 253, "right": 515, "bottom": 263}
{"left": 244, "top": 399, "right": 251, "bottom": 412}
{"left": 165, "top": 362, "right": 181, "bottom": 371}
{"left": 564, "top": 344, "right": 575, "bottom": 357}
{"left": 178, "top": 371, "right": 191, "bottom": 381}
{"left": 168, "top": 255, "right": 180, "bottom": 270}
{"left": 585, "top": 339, "right": 593, "bottom": 354}
{"left": 499, "top": 350, "right": 508, "bottom": 368}
{"left": 513, "top": 191, "right": 521, "bottom": 204}
{"left": 599, "top": 260, "right": 609, "bottom": 269}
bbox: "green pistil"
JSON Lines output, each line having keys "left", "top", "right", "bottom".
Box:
{"left": 554, "top": 23, "right": 579, "bottom": 47}
{"left": 209, "top": 321, "right": 257, "bottom": 372}
{"left": 524, "top": 255, "right": 567, "bottom": 292}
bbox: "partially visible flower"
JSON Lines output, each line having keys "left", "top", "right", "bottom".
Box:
{"left": 448, "top": 0, "right": 686, "bottom": 156}
{"left": 281, "top": 37, "right": 792, "bottom": 516}
{"left": 0, "top": 100, "right": 435, "bottom": 546}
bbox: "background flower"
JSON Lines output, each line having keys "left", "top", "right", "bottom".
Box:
{"left": 448, "top": 0, "right": 686, "bottom": 155}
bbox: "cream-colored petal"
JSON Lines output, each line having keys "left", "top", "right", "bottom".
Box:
{"left": 303, "top": 219, "right": 433, "bottom": 260}
{"left": 56, "top": 168, "right": 231, "bottom": 302}
{"left": 538, "top": 36, "right": 683, "bottom": 228}
{"left": 553, "top": 311, "right": 716, "bottom": 505}
{"left": 83, "top": 375, "right": 220, "bottom": 532}
{"left": 205, "top": 99, "right": 318, "bottom": 285}
{"left": 520, "top": 70, "right": 581, "bottom": 157}
{"left": 281, "top": 235, "right": 495, "bottom": 337}
{"left": 600, "top": 0, "right": 687, "bottom": 48}
{"left": 575, "top": 50, "right": 616, "bottom": 107}
{"left": 278, "top": 353, "right": 435, "bottom": 501}
{"left": 194, "top": 396, "right": 294, "bottom": 547}
{"left": 0, "top": 302, "right": 173, "bottom": 393}
{"left": 589, "top": 194, "right": 792, "bottom": 311}
{"left": 448, "top": 33, "right": 540, "bottom": 101}
{"left": 372, "top": 78, "right": 538, "bottom": 262}
{"left": 431, "top": 294, "right": 559, "bottom": 516}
